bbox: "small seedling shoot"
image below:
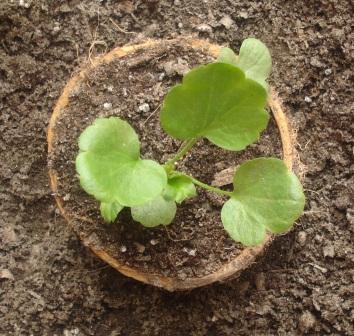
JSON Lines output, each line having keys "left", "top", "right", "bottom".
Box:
{"left": 76, "top": 38, "right": 305, "bottom": 246}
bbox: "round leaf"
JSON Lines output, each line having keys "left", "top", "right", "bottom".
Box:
{"left": 221, "top": 158, "right": 305, "bottom": 245}
{"left": 76, "top": 117, "right": 167, "bottom": 206}
{"left": 78, "top": 117, "right": 139, "bottom": 157}
{"left": 160, "top": 62, "right": 269, "bottom": 151}
{"left": 131, "top": 195, "right": 177, "bottom": 227}
{"left": 221, "top": 198, "right": 266, "bottom": 246}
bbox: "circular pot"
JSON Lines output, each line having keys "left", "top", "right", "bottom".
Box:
{"left": 48, "top": 37, "right": 298, "bottom": 291}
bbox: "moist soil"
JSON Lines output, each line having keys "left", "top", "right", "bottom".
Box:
{"left": 50, "top": 39, "right": 282, "bottom": 279}
{"left": 0, "top": 1, "right": 353, "bottom": 335}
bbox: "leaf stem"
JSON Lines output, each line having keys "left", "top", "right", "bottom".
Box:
{"left": 164, "top": 138, "right": 198, "bottom": 170}
{"left": 164, "top": 138, "right": 232, "bottom": 197}
{"left": 184, "top": 174, "right": 233, "bottom": 197}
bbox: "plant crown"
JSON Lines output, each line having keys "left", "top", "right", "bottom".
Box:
{"left": 76, "top": 38, "right": 305, "bottom": 246}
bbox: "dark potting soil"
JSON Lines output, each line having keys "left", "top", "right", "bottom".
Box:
{"left": 49, "top": 40, "right": 282, "bottom": 279}
{"left": 1, "top": 1, "right": 353, "bottom": 335}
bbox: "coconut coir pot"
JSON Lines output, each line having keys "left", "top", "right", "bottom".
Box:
{"left": 48, "top": 38, "right": 298, "bottom": 291}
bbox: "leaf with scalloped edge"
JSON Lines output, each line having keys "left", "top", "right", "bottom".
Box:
{"left": 160, "top": 62, "right": 269, "bottom": 151}
{"left": 237, "top": 38, "right": 272, "bottom": 91}
{"left": 217, "top": 47, "right": 238, "bottom": 65}
{"left": 217, "top": 39, "right": 271, "bottom": 91}
{"left": 76, "top": 117, "right": 167, "bottom": 207}
{"left": 221, "top": 158, "right": 305, "bottom": 246}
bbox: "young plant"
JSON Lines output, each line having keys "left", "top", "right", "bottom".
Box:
{"left": 76, "top": 38, "right": 305, "bottom": 246}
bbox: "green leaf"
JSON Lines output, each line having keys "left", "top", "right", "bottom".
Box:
{"left": 217, "top": 47, "right": 238, "bottom": 65}
{"left": 76, "top": 117, "right": 167, "bottom": 206}
{"left": 237, "top": 38, "right": 272, "bottom": 90}
{"left": 160, "top": 62, "right": 269, "bottom": 151}
{"left": 222, "top": 198, "right": 267, "bottom": 246}
{"left": 163, "top": 175, "right": 197, "bottom": 204}
{"left": 131, "top": 195, "right": 177, "bottom": 227}
{"left": 100, "top": 201, "right": 123, "bottom": 223}
{"left": 221, "top": 158, "right": 305, "bottom": 246}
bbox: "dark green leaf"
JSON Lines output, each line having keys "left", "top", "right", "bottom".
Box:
{"left": 161, "top": 62, "right": 269, "bottom": 151}
{"left": 221, "top": 158, "right": 305, "bottom": 246}
{"left": 76, "top": 117, "right": 167, "bottom": 206}
{"left": 131, "top": 195, "right": 177, "bottom": 227}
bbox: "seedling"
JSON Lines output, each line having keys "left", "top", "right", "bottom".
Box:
{"left": 76, "top": 38, "right": 305, "bottom": 246}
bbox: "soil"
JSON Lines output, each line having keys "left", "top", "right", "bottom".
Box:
{"left": 50, "top": 39, "right": 282, "bottom": 280}
{"left": 0, "top": 0, "right": 353, "bottom": 335}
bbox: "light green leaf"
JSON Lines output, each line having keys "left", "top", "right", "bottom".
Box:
{"left": 160, "top": 62, "right": 269, "bottom": 151}
{"left": 163, "top": 175, "right": 197, "bottom": 204}
{"left": 76, "top": 117, "right": 167, "bottom": 207}
{"left": 222, "top": 198, "right": 266, "bottom": 246}
{"left": 221, "top": 158, "right": 305, "bottom": 246}
{"left": 131, "top": 195, "right": 177, "bottom": 227}
{"left": 217, "top": 47, "right": 238, "bottom": 65}
{"left": 100, "top": 201, "right": 123, "bottom": 223}
{"left": 237, "top": 38, "right": 272, "bottom": 90}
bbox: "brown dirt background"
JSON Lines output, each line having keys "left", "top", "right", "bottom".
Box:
{"left": 0, "top": 1, "right": 352, "bottom": 335}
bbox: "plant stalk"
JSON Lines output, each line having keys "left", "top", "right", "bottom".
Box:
{"left": 186, "top": 175, "right": 233, "bottom": 197}
{"left": 164, "top": 138, "right": 198, "bottom": 170}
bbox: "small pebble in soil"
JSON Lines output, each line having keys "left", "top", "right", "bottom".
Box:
{"left": 196, "top": 23, "right": 212, "bottom": 34}
{"left": 0, "top": 269, "right": 14, "bottom": 281}
{"left": 298, "top": 311, "right": 316, "bottom": 332}
{"left": 63, "top": 193, "right": 71, "bottom": 201}
{"left": 183, "top": 247, "right": 197, "bottom": 256}
{"left": 150, "top": 239, "right": 158, "bottom": 246}
{"left": 324, "top": 68, "right": 332, "bottom": 75}
{"left": 103, "top": 102, "right": 112, "bottom": 110}
{"left": 138, "top": 103, "right": 150, "bottom": 113}
{"left": 239, "top": 11, "right": 249, "bottom": 19}
{"left": 219, "top": 15, "right": 234, "bottom": 29}
{"left": 63, "top": 329, "right": 80, "bottom": 336}
{"left": 178, "top": 22, "right": 183, "bottom": 29}
{"left": 323, "top": 244, "right": 335, "bottom": 258}
{"left": 297, "top": 231, "right": 307, "bottom": 246}
{"left": 346, "top": 209, "right": 354, "bottom": 225}
{"left": 19, "top": 0, "right": 31, "bottom": 8}
{"left": 314, "top": 234, "right": 323, "bottom": 243}
{"left": 122, "top": 88, "right": 128, "bottom": 97}
{"left": 107, "top": 85, "right": 114, "bottom": 92}
{"left": 53, "top": 22, "right": 60, "bottom": 33}
{"left": 134, "top": 242, "right": 146, "bottom": 254}
{"left": 120, "top": 245, "right": 127, "bottom": 253}
{"left": 304, "top": 96, "right": 312, "bottom": 103}
{"left": 59, "top": 3, "right": 71, "bottom": 12}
